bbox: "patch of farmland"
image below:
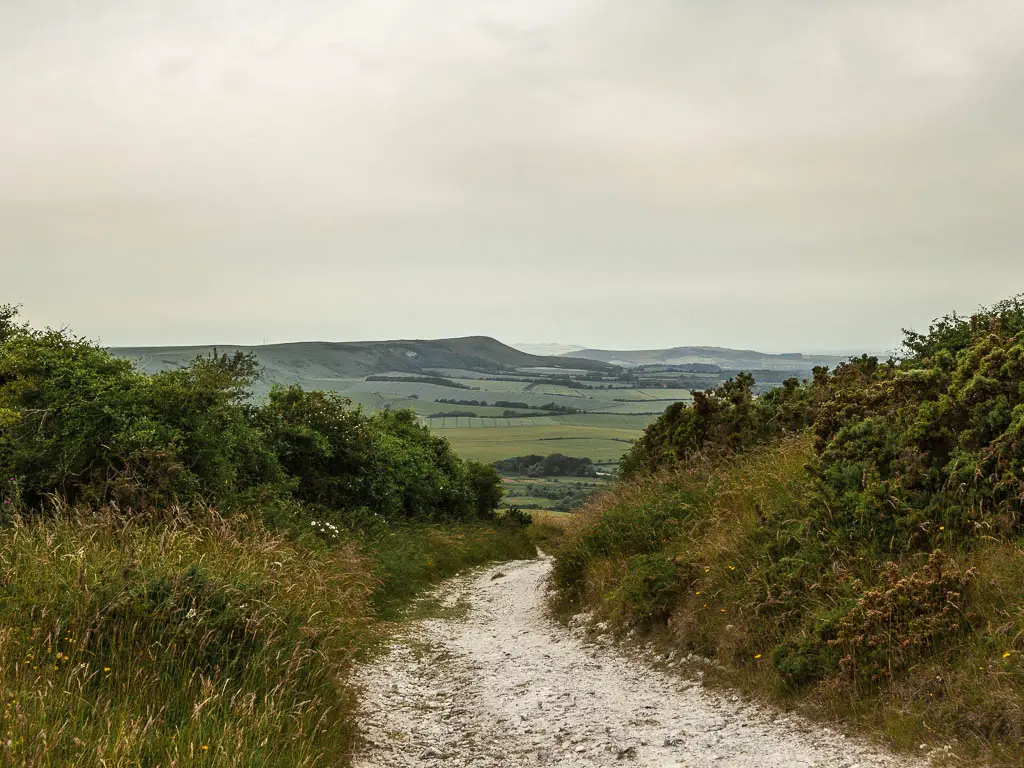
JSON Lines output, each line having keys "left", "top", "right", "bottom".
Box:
{"left": 436, "top": 424, "right": 641, "bottom": 463}
{"left": 607, "top": 388, "right": 696, "bottom": 402}
{"left": 589, "top": 400, "right": 672, "bottom": 415}
{"left": 407, "top": 401, "right": 513, "bottom": 417}
{"left": 421, "top": 368, "right": 512, "bottom": 380}
{"left": 523, "top": 383, "right": 589, "bottom": 397}
{"left": 515, "top": 366, "right": 594, "bottom": 376}
{"left": 452, "top": 378, "right": 533, "bottom": 393}
{"left": 547, "top": 413, "right": 659, "bottom": 430}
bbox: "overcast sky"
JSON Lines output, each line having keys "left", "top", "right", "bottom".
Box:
{"left": 2, "top": 1, "right": 1022, "bottom": 352}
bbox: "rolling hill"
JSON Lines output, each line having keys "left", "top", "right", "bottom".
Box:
{"left": 112, "top": 336, "right": 614, "bottom": 383}
{"left": 562, "top": 345, "right": 850, "bottom": 372}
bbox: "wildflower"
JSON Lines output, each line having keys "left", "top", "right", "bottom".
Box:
{"left": 695, "top": 591, "right": 701, "bottom": 595}
{"left": 201, "top": 745, "right": 209, "bottom": 751}
{"left": 939, "top": 526, "right": 945, "bottom": 531}
{"left": 1003, "top": 652, "right": 1012, "bottom": 659}
{"left": 754, "top": 654, "right": 762, "bottom": 660}
{"left": 103, "top": 667, "right": 111, "bottom": 672}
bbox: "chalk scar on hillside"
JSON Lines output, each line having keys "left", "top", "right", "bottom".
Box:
{"left": 353, "top": 556, "right": 923, "bottom": 768}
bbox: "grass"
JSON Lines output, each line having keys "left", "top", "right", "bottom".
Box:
{"left": 551, "top": 436, "right": 1024, "bottom": 766}
{"left": 0, "top": 508, "right": 537, "bottom": 766}
{"left": 366, "top": 522, "right": 536, "bottom": 619}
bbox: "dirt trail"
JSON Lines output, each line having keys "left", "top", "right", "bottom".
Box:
{"left": 354, "top": 555, "right": 921, "bottom": 768}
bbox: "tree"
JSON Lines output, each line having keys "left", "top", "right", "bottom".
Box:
{"left": 466, "top": 461, "right": 504, "bottom": 518}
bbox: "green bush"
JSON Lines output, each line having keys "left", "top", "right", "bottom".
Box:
{"left": 552, "top": 294, "right": 1024, "bottom": 762}
{"left": 771, "top": 637, "right": 833, "bottom": 690}
{"left": 0, "top": 307, "right": 501, "bottom": 524}
{"left": 612, "top": 552, "right": 686, "bottom": 626}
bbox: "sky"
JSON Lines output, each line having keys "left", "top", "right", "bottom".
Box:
{"left": 2, "top": 1, "right": 1023, "bottom": 353}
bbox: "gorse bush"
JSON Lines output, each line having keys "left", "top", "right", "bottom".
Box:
{"left": 619, "top": 371, "right": 818, "bottom": 477}
{"left": 0, "top": 306, "right": 503, "bottom": 523}
{"left": 556, "top": 295, "right": 1024, "bottom": 764}
{"left": 620, "top": 294, "right": 1024, "bottom": 554}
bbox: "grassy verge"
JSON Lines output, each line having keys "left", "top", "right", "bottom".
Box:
{"left": 0, "top": 509, "right": 536, "bottom": 766}
{"left": 551, "top": 436, "right": 1024, "bottom": 766}
{"left": 366, "top": 522, "right": 536, "bottom": 619}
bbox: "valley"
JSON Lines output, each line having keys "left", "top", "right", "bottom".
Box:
{"left": 111, "top": 336, "right": 847, "bottom": 473}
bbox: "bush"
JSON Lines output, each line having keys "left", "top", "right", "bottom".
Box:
{"left": 551, "top": 294, "right": 1024, "bottom": 762}
{"left": 466, "top": 461, "right": 504, "bottom": 518}
{"left": 612, "top": 552, "right": 686, "bottom": 626}
{"left": 500, "top": 506, "right": 534, "bottom": 527}
{"left": 0, "top": 308, "right": 500, "bottom": 524}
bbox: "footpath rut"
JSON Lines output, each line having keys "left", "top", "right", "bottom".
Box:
{"left": 354, "top": 555, "right": 920, "bottom": 768}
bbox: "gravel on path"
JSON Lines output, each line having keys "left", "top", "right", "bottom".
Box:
{"left": 354, "top": 554, "right": 923, "bottom": 768}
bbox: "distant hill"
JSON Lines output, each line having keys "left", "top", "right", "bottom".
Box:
{"left": 563, "top": 346, "right": 851, "bottom": 372}
{"left": 511, "top": 342, "right": 586, "bottom": 357}
{"left": 111, "top": 336, "right": 614, "bottom": 392}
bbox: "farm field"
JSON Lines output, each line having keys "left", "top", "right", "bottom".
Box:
{"left": 435, "top": 424, "right": 640, "bottom": 464}
{"left": 339, "top": 379, "right": 686, "bottom": 465}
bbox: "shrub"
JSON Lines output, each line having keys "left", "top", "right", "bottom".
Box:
{"left": 500, "top": 505, "right": 534, "bottom": 527}
{"left": 611, "top": 552, "right": 687, "bottom": 626}
{"left": 466, "top": 461, "right": 504, "bottom": 518}
{"left": 830, "top": 551, "right": 976, "bottom": 688}
{"left": 0, "top": 308, "right": 500, "bottom": 525}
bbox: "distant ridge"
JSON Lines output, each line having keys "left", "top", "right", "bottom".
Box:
{"left": 563, "top": 345, "right": 851, "bottom": 371}
{"left": 111, "top": 335, "right": 614, "bottom": 382}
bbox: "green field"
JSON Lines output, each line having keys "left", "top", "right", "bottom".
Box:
{"left": 502, "top": 475, "right": 611, "bottom": 510}
{"left": 435, "top": 424, "right": 641, "bottom": 463}
{"left": 328, "top": 376, "right": 681, "bottom": 464}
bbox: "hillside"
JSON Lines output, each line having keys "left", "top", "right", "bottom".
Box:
{"left": 112, "top": 336, "right": 613, "bottom": 382}
{"left": 553, "top": 295, "right": 1024, "bottom": 766}
{"left": 563, "top": 345, "right": 850, "bottom": 372}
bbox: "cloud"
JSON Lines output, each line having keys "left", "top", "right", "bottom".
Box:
{"left": 2, "top": 0, "right": 1022, "bottom": 350}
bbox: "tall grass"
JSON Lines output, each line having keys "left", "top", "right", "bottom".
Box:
{"left": 366, "top": 522, "right": 536, "bottom": 619}
{"left": 0, "top": 508, "right": 536, "bottom": 766}
{"left": 552, "top": 436, "right": 1024, "bottom": 765}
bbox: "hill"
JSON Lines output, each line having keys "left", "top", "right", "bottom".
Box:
{"left": 563, "top": 345, "right": 849, "bottom": 372}
{"left": 112, "top": 336, "right": 613, "bottom": 388}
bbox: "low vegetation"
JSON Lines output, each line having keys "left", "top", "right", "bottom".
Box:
{"left": 492, "top": 453, "right": 599, "bottom": 477}
{"left": 0, "top": 305, "right": 535, "bottom": 766}
{"left": 365, "top": 374, "right": 473, "bottom": 390}
{"left": 553, "top": 295, "right": 1024, "bottom": 765}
